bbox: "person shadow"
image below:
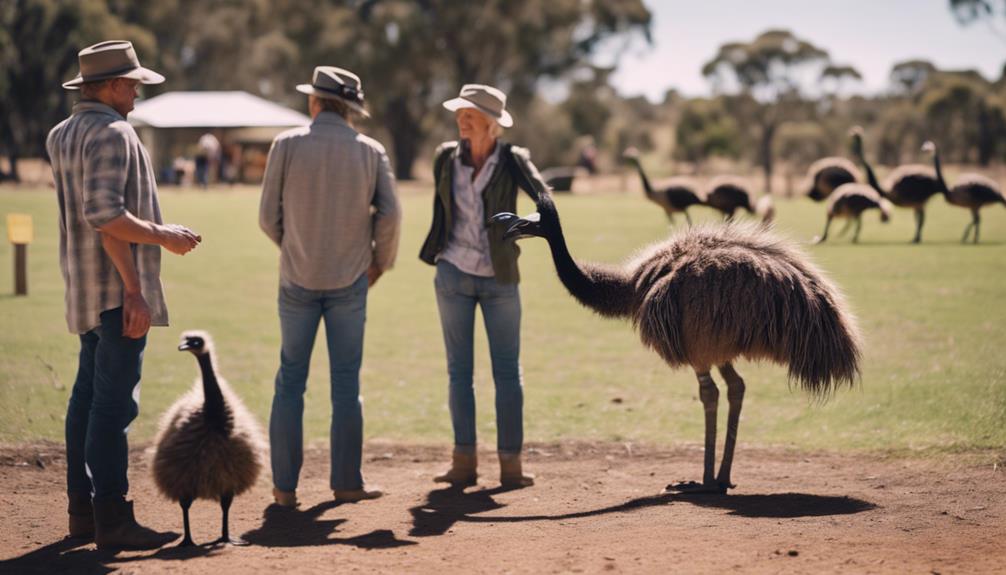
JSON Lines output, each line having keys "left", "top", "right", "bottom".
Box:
{"left": 242, "top": 501, "right": 415, "bottom": 550}
{"left": 0, "top": 533, "right": 217, "bottom": 574}
{"left": 409, "top": 486, "right": 875, "bottom": 535}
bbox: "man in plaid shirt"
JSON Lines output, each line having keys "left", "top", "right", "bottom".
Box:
{"left": 47, "top": 41, "right": 201, "bottom": 550}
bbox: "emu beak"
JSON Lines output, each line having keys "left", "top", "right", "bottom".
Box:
{"left": 178, "top": 341, "right": 192, "bottom": 351}
{"left": 492, "top": 212, "right": 542, "bottom": 241}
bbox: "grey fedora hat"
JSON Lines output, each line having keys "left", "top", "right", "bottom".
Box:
{"left": 63, "top": 40, "right": 165, "bottom": 90}
{"left": 442, "top": 84, "right": 513, "bottom": 128}
{"left": 296, "top": 66, "right": 370, "bottom": 118}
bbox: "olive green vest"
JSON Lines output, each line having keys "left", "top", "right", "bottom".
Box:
{"left": 419, "top": 140, "right": 547, "bottom": 284}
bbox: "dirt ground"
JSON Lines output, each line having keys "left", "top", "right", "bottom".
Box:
{"left": 1, "top": 441, "right": 1003, "bottom": 574}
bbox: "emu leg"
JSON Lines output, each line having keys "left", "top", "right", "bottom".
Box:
{"left": 665, "top": 371, "right": 723, "bottom": 494}
{"left": 912, "top": 208, "right": 924, "bottom": 243}
{"left": 815, "top": 216, "right": 833, "bottom": 244}
{"left": 835, "top": 218, "right": 853, "bottom": 238}
{"left": 214, "top": 492, "right": 248, "bottom": 546}
{"left": 714, "top": 363, "right": 745, "bottom": 490}
{"left": 684, "top": 210, "right": 693, "bottom": 226}
{"left": 972, "top": 209, "right": 981, "bottom": 244}
{"left": 852, "top": 216, "right": 863, "bottom": 243}
{"left": 178, "top": 497, "right": 195, "bottom": 547}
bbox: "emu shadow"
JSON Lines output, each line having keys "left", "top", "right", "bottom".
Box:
{"left": 0, "top": 534, "right": 215, "bottom": 574}
{"left": 243, "top": 501, "right": 415, "bottom": 550}
{"left": 671, "top": 492, "right": 876, "bottom": 518}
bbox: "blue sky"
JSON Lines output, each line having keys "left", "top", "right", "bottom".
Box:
{"left": 606, "top": 0, "right": 1005, "bottom": 100}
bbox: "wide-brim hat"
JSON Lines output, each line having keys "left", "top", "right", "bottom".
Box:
{"left": 63, "top": 40, "right": 164, "bottom": 90}
{"left": 296, "top": 66, "right": 370, "bottom": 118}
{"left": 443, "top": 84, "right": 513, "bottom": 128}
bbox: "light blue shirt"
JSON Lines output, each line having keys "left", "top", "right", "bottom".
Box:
{"left": 440, "top": 143, "right": 501, "bottom": 277}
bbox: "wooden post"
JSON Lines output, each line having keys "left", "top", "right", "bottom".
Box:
{"left": 7, "top": 213, "right": 33, "bottom": 296}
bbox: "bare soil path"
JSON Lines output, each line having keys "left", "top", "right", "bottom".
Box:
{"left": 1, "top": 442, "right": 1003, "bottom": 574}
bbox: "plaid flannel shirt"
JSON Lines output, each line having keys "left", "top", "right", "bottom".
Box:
{"left": 47, "top": 101, "right": 167, "bottom": 334}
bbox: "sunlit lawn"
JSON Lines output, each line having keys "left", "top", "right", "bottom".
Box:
{"left": 1, "top": 180, "right": 1004, "bottom": 455}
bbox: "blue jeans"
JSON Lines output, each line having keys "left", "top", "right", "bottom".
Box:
{"left": 434, "top": 260, "right": 523, "bottom": 454}
{"left": 270, "top": 274, "right": 368, "bottom": 492}
{"left": 65, "top": 307, "right": 146, "bottom": 501}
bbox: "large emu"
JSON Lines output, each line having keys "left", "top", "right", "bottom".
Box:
{"left": 852, "top": 128, "right": 941, "bottom": 243}
{"left": 623, "top": 148, "right": 703, "bottom": 225}
{"left": 922, "top": 141, "right": 1005, "bottom": 244}
{"left": 805, "top": 156, "right": 861, "bottom": 201}
{"left": 493, "top": 196, "right": 861, "bottom": 493}
{"left": 705, "top": 176, "right": 775, "bottom": 224}
{"left": 152, "top": 331, "right": 265, "bottom": 546}
{"left": 815, "top": 183, "right": 891, "bottom": 244}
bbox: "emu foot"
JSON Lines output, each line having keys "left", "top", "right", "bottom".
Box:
{"left": 212, "top": 536, "right": 249, "bottom": 546}
{"left": 177, "top": 535, "right": 196, "bottom": 548}
{"left": 663, "top": 480, "right": 733, "bottom": 495}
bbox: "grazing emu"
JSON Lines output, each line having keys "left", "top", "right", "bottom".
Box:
{"left": 815, "top": 183, "right": 891, "bottom": 244}
{"left": 852, "top": 128, "right": 941, "bottom": 243}
{"left": 623, "top": 147, "right": 703, "bottom": 225}
{"left": 152, "top": 331, "right": 265, "bottom": 546}
{"left": 805, "top": 157, "right": 861, "bottom": 201}
{"left": 493, "top": 196, "right": 861, "bottom": 493}
{"left": 922, "top": 141, "right": 1005, "bottom": 244}
{"left": 705, "top": 176, "right": 775, "bottom": 223}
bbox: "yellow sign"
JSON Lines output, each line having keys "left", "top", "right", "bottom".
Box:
{"left": 7, "top": 214, "right": 33, "bottom": 245}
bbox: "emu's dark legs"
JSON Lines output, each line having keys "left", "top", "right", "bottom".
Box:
{"left": 685, "top": 210, "right": 693, "bottom": 226}
{"left": 912, "top": 208, "right": 925, "bottom": 243}
{"left": 836, "top": 218, "right": 853, "bottom": 238}
{"left": 214, "top": 492, "right": 248, "bottom": 546}
{"left": 665, "top": 371, "right": 727, "bottom": 494}
{"left": 815, "top": 216, "right": 833, "bottom": 244}
{"left": 852, "top": 216, "right": 863, "bottom": 243}
{"left": 714, "top": 363, "right": 745, "bottom": 489}
{"left": 178, "top": 497, "right": 194, "bottom": 547}
{"left": 972, "top": 209, "right": 981, "bottom": 244}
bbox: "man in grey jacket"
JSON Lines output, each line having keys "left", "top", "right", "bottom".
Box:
{"left": 260, "top": 66, "right": 400, "bottom": 507}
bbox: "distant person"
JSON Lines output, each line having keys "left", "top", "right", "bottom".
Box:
{"left": 419, "top": 84, "right": 552, "bottom": 488}
{"left": 195, "top": 131, "right": 220, "bottom": 188}
{"left": 577, "top": 137, "right": 598, "bottom": 175}
{"left": 48, "top": 40, "right": 201, "bottom": 550}
{"left": 172, "top": 155, "right": 188, "bottom": 185}
{"left": 260, "top": 66, "right": 401, "bottom": 507}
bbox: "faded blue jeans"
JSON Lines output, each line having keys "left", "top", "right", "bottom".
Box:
{"left": 434, "top": 260, "right": 524, "bottom": 455}
{"left": 65, "top": 307, "right": 146, "bottom": 502}
{"left": 270, "top": 274, "right": 368, "bottom": 492}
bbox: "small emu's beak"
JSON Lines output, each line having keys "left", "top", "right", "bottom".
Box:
{"left": 177, "top": 341, "right": 192, "bottom": 351}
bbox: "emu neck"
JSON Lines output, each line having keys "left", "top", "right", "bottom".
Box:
{"left": 856, "top": 148, "right": 887, "bottom": 199}
{"left": 197, "top": 353, "right": 227, "bottom": 427}
{"left": 630, "top": 159, "right": 656, "bottom": 200}
{"left": 543, "top": 215, "right": 637, "bottom": 319}
{"left": 930, "top": 149, "right": 950, "bottom": 196}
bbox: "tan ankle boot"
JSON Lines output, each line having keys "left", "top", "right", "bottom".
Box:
{"left": 67, "top": 491, "right": 94, "bottom": 539}
{"left": 93, "top": 498, "right": 178, "bottom": 551}
{"left": 499, "top": 452, "right": 534, "bottom": 488}
{"left": 434, "top": 451, "right": 478, "bottom": 486}
{"left": 272, "top": 488, "right": 298, "bottom": 508}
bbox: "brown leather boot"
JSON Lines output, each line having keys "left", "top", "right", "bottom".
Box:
{"left": 67, "top": 491, "right": 94, "bottom": 539}
{"left": 93, "top": 498, "right": 178, "bottom": 550}
{"left": 499, "top": 452, "right": 534, "bottom": 488}
{"left": 433, "top": 450, "right": 478, "bottom": 486}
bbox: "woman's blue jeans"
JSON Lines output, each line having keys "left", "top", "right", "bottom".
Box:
{"left": 434, "top": 260, "right": 524, "bottom": 454}
{"left": 65, "top": 307, "right": 145, "bottom": 501}
{"left": 270, "top": 274, "right": 368, "bottom": 492}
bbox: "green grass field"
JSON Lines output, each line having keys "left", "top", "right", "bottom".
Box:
{"left": 1, "top": 182, "right": 1004, "bottom": 454}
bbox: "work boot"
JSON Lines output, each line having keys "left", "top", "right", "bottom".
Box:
{"left": 272, "top": 488, "right": 298, "bottom": 508}
{"left": 93, "top": 497, "right": 178, "bottom": 551}
{"left": 433, "top": 450, "right": 478, "bottom": 487}
{"left": 499, "top": 452, "right": 534, "bottom": 488}
{"left": 333, "top": 486, "right": 383, "bottom": 503}
{"left": 67, "top": 491, "right": 94, "bottom": 539}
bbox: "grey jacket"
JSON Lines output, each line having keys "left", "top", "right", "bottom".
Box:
{"left": 259, "top": 112, "right": 401, "bottom": 290}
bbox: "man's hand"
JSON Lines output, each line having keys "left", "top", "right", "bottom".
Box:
{"left": 122, "top": 290, "right": 151, "bottom": 339}
{"left": 159, "top": 224, "right": 202, "bottom": 255}
{"left": 366, "top": 264, "right": 383, "bottom": 287}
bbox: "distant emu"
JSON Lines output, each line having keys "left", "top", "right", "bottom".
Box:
{"left": 705, "top": 176, "right": 775, "bottom": 224}
{"left": 922, "top": 141, "right": 1005, "bottom": 244}
{"left": 152, "top": 331, "right": 265, "bottom": 546}
{"left": 805, "top": 156, "right": 861, "bottom": 202}
{"left": 852, "top": 127, "right": 941, "bottom": 243}
{"left": 493, "top": 195, "right": 861, "bottom": 493}
{"left": 623, "top": 147, "right": 703, "bottom": 225}
{"left": 815, "top": 183, "right": 891, "bottom": 244}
